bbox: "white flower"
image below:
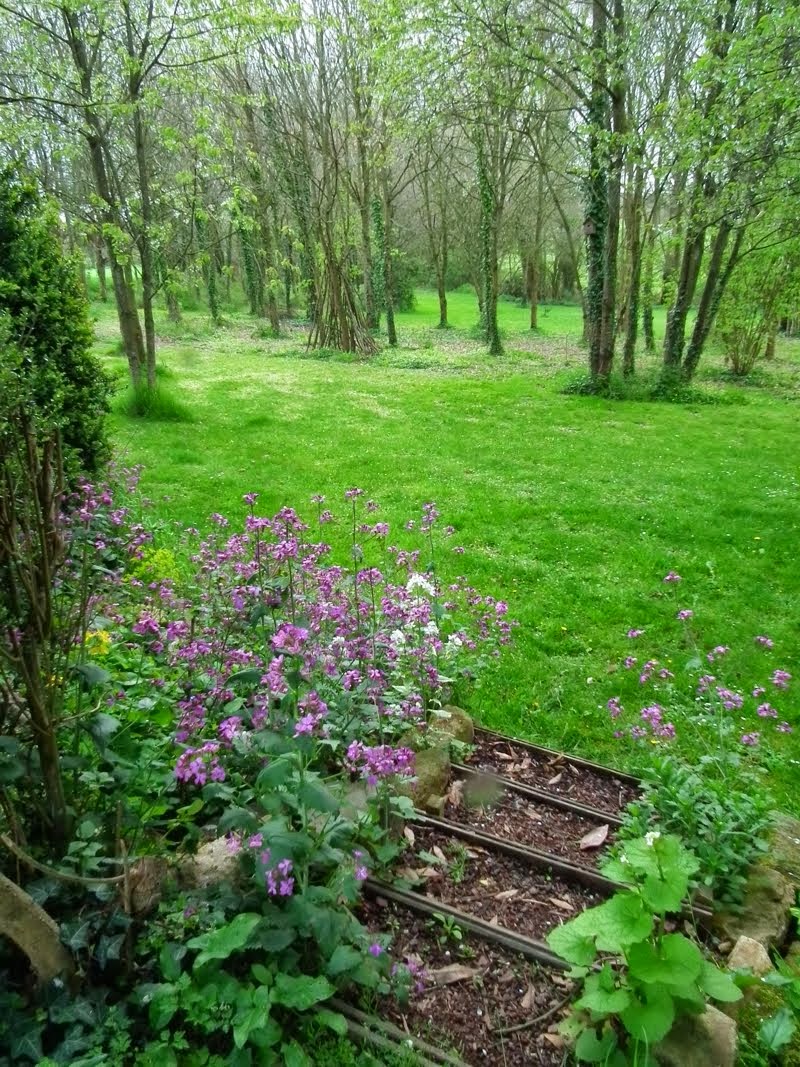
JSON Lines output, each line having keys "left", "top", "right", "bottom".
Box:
{"left": 644, "top": 831, "right": 661, "bottom": 848}
{"left": 423, "top": 621, "right": 439, "bottom": 636}
{"left": 447, "top": 635, "right": 463, "bottom": 650}
{"left": 390, "top": 629, "right": 406, "bottom": 647}
{"left": 406, "top": 573, "right": 436, "bottom": 596}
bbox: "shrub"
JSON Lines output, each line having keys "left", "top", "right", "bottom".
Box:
{"left": 0, "top": 169, "right": 112, "bottom": 476}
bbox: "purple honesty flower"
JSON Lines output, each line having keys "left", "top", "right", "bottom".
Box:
{"left": 640, "top": 704, "right": 663, "bottom": 727}
{"left": 663, "top": 571, "right": 682, "bottom": 583}
{"left": 627, "top": 628, "right": 645, "bottom": 639}
{"left": 777, "top": 722, "right": 793, "bottom": 734}
{"left": 310, "top": 493, "right": 325, "bottom": 504}
{"left": 607, "top": 697, "right": 623, "bottom": 719}
{"left": 248, "top": 833, "right": 263, "bottom": 849}
{"left": 772, "top": 669, "right": 791, "bottom": 690}
{"left": 753, "top": 686, "right": 766, "bottom": 698}
{"left": 243, "top": 492, "right": 259, "bottom": 505}
{"left": 676, "top": 609, "right": 693, "bottom": 621}
{"left": 706, "top": 645, "right": 730, "bottom": 663}
{"left": 639, "top": 659, "right": 658, "bottom": 685}
{"left": 754, "top": 635, "right": 773, "bottom": 649}
{"left": 623, "top": 656, "right": 637, "bottom": 669}
{"left": 368, "top": 943, "right": 383, "bottom": 958}
{"left": 715, "top": 687, "right": 744, "bottom": 711}
{"left": 344, "top": 487, "right": 364, "bottom": 500}
{"left": 757, "top": 703, "right": 778, "bottom": 718}
{"left": 741, "top": 732, "right": 760, "bottom": 746}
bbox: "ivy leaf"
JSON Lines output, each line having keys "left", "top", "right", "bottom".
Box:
{"left": 271, "top": 973, "right": 334, "bottom": 1011}
{"left": 188, "top": 912, "right": 261, "bottom": 968}
{"left": 620, "top": 986, "right": 675, "bottom": 1044}
{"left": 10, "top": 1024, "right": 44, "bottom": 1063}
{"left": 699, "top": 961, "right": 743, "bottom": 1003}
{"left": 61, "top": 917, "right": 94, "bottom": 951}
{"left": 758, "top": 1007, "right": 796, "bottom": 1052}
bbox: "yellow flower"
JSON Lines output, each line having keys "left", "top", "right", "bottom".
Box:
{"left": 85, "top": 629, "right": 112, "bottom": 656}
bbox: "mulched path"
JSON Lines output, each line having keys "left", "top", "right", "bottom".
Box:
{"left": 399, "top": 826, "right": 607, "bottom": 942}
{"left": 360, "top": 894, "right": 571, "bottom": 1066}
{"left": 442, "top": 773, "right": 616, "bottom": 869}
{"left": 464, "top": 730, "right": 638, "bottom": 815}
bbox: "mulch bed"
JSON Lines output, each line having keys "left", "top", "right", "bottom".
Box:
{"left": 359, "top": 894, "right": 571, "bottom": 1066}
{"left": 464, "top": 730, "right": 638, "bottom": 815}
{"left": 442, "top": 773, "right": 616, "bottom": 869}
{"left": 398, "top": 826, "right": 607, "bottom": 942}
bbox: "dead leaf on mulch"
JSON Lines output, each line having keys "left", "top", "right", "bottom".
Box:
{"left": 446, "top": 779, "right": 464, "bottom": 809}
{"left": 542, "top": 1033, "right": 566, "bottom": 1049}
{"left": 549, "top": 896, "right": 575, "bottom": 912}
{"left": 525, "top": 806, "right": 543, "bottom": 821}
{"left": 403, "top": 826, "right": 415, "bottom": 846}
{"left": 494, "top": 888, "right": 519, "bottom": 901}
{"left": 547, "top": 772, "right": 563, "bottom": 786}
{"left": 432, "top": 845, "right": 448, "bottom": 865}
{"left": 427, "top": 963, "right": 481, "bottom": 987}
{"left": 579, "top": 824, "right": 609, "bottom": 850}
{"left": 520, "top": 983, "right": 537, "bottom": 1011}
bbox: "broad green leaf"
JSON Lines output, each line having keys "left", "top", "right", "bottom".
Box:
{"left": 326, "top": 944, "right": 364, "bottom": 976}
{"left": 74, "top": 663, "right": 111, "bottom": 690}
{"left": 188, "top": 913, "right": 261, "bottom": 968}
{"left": 574, "top": 1026, "right": 619, "bottom": 1063}
{"left": 233, "top": 985, "right": 273, "bottom": 1049}
{"left": 297, "top": 777, "right": 340, "bottom": 813}
{"left": 256, "top": 757, "right": 294, "bottom": 791}
{"left": 592, "top": 893, "right": 653, "bottom": 952}
{"left": 281, "top": 1041, "right": 313, "bottom": 1067}
{"left": 315, "top": 1008, "right": 348, "bottom": 1036}
{"left": 627, "top": 934, "right": 703, "bottom": 990}
{"left": 620, "top": 986, "right": 675, "bottom": 1044}
{"left": 759, "top": 1007, "right": 796, "bottom": 1052}
{"left": 271, "top": 973, "right": 334, "bottom": 1011}
{"left": 576, "top": 985, "right": 632, "bottom": 1015}
{"left": 228, "top": 667, "right": 263, "bottom": 687}
{"left": 699, "top": 961, "right": 743, "bottom": 1003}
{"left": 641, "top": 871, "right": 688, "bottom": 914}
{"left": 547, "top": 916, "right": 598, "bottom": 966}
{"left": 148, "top": 986, "right": 179, "bottom": 1030}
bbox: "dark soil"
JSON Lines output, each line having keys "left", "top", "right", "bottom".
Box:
{"left": 442, "top": 772, "right": 616, "bottom": 869}
{"left": 359, "top": 894, "right": 571, "bottom": 1066}
{"left": 399, "top": 826, "right": 608, "bottom": 942}
{"left": 464, "top": 730, "right": 638, "bottom": 814}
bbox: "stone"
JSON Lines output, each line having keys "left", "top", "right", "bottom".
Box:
{"left": 766, "top": 811, "right": 800, "bottom": 883}
{"left": 179, "top": 836, "right": 242, "bottom": 889}
{"left": 427, "top": 705, "right": 475, "bottom": 746}
{"left": 397, "top": 746, "right": 451, "bottom": 814}
{"left": 727, "top": 935, "right": 773, "bottom": 976}
{"left": 655, "top": 1005, "right": 737, "bottom": 1067}
{"left": 715, "top": 867, "right": 794, "bottom": 948}
{"left": 129, "top": 856, "right": 171, "bottom": 916}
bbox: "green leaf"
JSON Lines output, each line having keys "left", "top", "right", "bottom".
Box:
{"left": 593, "top": 893, "right": 653, "bottom": 953}
{"left": 148, "top": 985, "right": 179, "bottom": 1030}
{"left": 159, "top": 942, "right": 186, "bottom": 982}
{"left": 281, "top": 1041, "right": 312, "bottom": 1067}
{"left": 315, "top": 1008, "right": 348, "bottom": 1036}
{"left": 699, "top": 961, "right": 743, "bottom": 1003}
{"left": 74, "top": 663, "right": 111, "bottom": 690}
{"left": 188, "top": 913, "right": 261, "bottom": 969}
{"left": 228, "top": 667, "right": 263, "bottom": 687}
{"left": 87, "top": 712, "right": 121, "bottom": 749}
{"left": 297, "top": 777, "right": 340, "bottom": 813}
{"left": 641, "top": 871, "right": 688, "bottom": 914}
{"left": 547, "top": 915, "right": 598, "bottom": 966}
{"left": 256, "top": 756, "right": 294, "bottom": 791}
{"left": 271, "top": 973, "right": 334, "bottom": 1011}
{"left": 10, "top": 1025, "right": 44, "bottom": 1063}
{"left": 626, "top": 934, "right": 703, "bottom": 990}
{"left": 759, "top": 1007, "right": 796, "bottom": 1052}
{"left": 574, "top": 1026, "right": 619, "bottom": 1063}
{"left": 326, "top": 944, "right": 364, "bottom": 977}
{"left": 233, "top": 985, "right": 273, "bottom": 1049}
{"left": 620, "top": 986, "right": 675, "bottom": 1044}
{"left": 576, "top": 984, "right": 632, "bottom": 1016}
{"left": 61, "top": 917, "right": 93, "bottom": 951}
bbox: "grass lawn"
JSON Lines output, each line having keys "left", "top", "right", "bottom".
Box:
{"left": 96, "top": 288, "right": 800, "bottom": 812}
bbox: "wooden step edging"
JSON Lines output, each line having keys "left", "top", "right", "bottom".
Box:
{"left": 328, "top": 998, "right": 468, "bottom": 1067}
{"left": 474, "top": 726, "right": 642, "bottom": 787}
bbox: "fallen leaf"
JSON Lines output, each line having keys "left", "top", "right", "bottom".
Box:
{"left": 549, "top": 897, "right": 575, "bottom": 912}
{"left": 403, "top": 826, "right": 415, "bottom": 846}
{"left": 496, "top": 751, "right": 514, "bottom": 761}
{"left": 521, "top": 983, "right": 537, "bottom": 1011}
{"left": 520, "top": 758, "right": 532, "bottom": 770}
{"left": 488, "top": 914, "right": 499, "bottom": 925}
{"left": 547, "top": 772, "right": 563, "bottom": 786}
{"left": 525, "top": 806, "right": 543, "bottom": 821}
{"left": 497, "top": 967, "right": 515, "bottom": 984}
{"left": 432, "top": 845, "right": 448, "bottom": 865}
{"left": 542, "top": 1033, "right": 566, "bottom": 1049}
{"left": 446, "top": 779, "right": 464, "bottom": 809}
{"left": 494, "top": 888, "right": 519, "bottom": 900}
{"left": 427, "top": 963, "right": 481, "bottom": 987}
{"left": 579, "top": 824, "right": 609, "bottom": 850}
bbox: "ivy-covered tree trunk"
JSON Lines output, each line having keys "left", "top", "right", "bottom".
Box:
{"left": 95, "top": 236, "right": 107, "bottom": 302}
{"left": 477, "top": 142, "right": 502, "bottom": 357}
{"left": 622, "top": 164, "right": 645, "bottom": 376}
{"left": 641, "top": 221, "right": 656, "bottom": 352}
{"left": 373, "top": 188, "right": 397, "bottom": 347}
{"left": 682, "top": 224, "right": 743, "bottom": 380}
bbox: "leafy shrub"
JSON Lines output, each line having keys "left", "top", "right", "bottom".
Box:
{"left": 619, "top": 757, "right": 771, "bottom": 908}
{"left": 0, "top": 169, "right": 112, "bottom": 476}
{"left": 548, "top": 833, "right": 742, "bottom": 1063}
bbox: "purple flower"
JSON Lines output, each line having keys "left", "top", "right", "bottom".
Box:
{"left": 344, "top": 488, "right": 364, "bottom": 500}
{"left": 607, "top": 697, "right": 623, "bottom": 719}
{"left": 310, "top": 493, "right": 326, "bottom": 504}
{"left": 248, "top": 833, "right": 263, "bottom": 849}
{"left": 627, "top": 628, "right": 644, "bottom": 639}
{"left": 772, "top": 669, "right": 791, "bottom": 690}
{"left": 676, "top": 609, "right": 693, "bottom": 621}
{"left": 741, "top": 732, "right": 760, "bottom": 746}
{"left": 777, "top": 721, "right": 793, "bottom": 734}
{"left": 655, "top": 722, "right": 676, "bottom": 739}
{"left": 640, "top": 704, "right": 663, "bottom": 727}
{"left": 753, "top": 686, "right": 766, "bottom": 698}
{"left": 368, "top": 943, "right": 383, "bottom": 957}
{"left": 639, "top": 659, "right": 658, "bottom": 685}
{"left": 623, "top": 656, "right": 637, "bottom": 669}
{"left": 243, "top": 492, "right": 259, "bottom": 505}
{"left": 706, "top": 645, "right": 730, "bottom": 663}
{"left": 754, "top": 635, "right": 774, "bottom": 649}
{"left": 757, "top": 703, "right": 778, "bottom": 718}
{"left": 715, "top": 687, "right": 744, "bottom": 711}
{"left": 663, "top": 571, "right": 682, "bottom": 583}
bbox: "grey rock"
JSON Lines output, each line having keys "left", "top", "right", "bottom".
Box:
{"left": 180, "top": 836, "right": 242, "bottom": 889}
{"left": 655, "top": 1005, "right": 737, "bottom": 1067}
{"left": 428, "top": 705, "right": 475, "bottom": 746}
{"left": 397, "top": 746, "right": 451, "bottom": 813}
{"left": 727, "top": 935, "right": 773, "bottom": 976}
{"left": 715, "top": 867, "right": 794, "bottom": 948}
{"left": 766, "top": 811, "right": 800, "bottom": 882}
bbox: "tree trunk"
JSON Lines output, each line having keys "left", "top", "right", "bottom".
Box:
{"left": 131, "top": 104, "right": 157, "bottom": 388}
{"left": 478, "top": 143, "right": 502, "bottom": 356}
{"left": 95, "top": 237, "right": 107, "bottom": 302}
{"left": 377, "top": 181, "right": 397, "bottom": 347}
{"left": 682, "top": 224, "right": 743, "bottom": 380}
{"left": 622, "top": 164, "right": 645, "bottom": 376}
{"left": 662, "top": 182, "right": 706, "bottom": 374}
{"left": 641, "top": 221, "right": 656, "bottom": 352}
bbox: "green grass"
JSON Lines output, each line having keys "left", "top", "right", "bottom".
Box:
{"left": 96, "top": 290, "right": 800, "bottom": 812}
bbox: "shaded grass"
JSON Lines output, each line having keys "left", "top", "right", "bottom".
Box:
{"left": 98, "top": 292, "right": 800, "bottom": 812}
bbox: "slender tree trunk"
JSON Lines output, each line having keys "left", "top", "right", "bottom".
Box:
{"left": 682, "top": 224, "right": 743, "bottom": 380}
{"left": 95, "top": 237, "right": 107, "bottom": 302}
{"left": 622, "top": 164, "right": 645, "bottom": 376}
{"left": 131, "top": 104, "right": 157, "bottom": 388}
{"left": 478, "top": 143, "right": 502, "bottom": 356}
{"left": 641, "top": 220, "right": 655, "bottom": 352}
{"left": 662, "top": 178, "right": 706, "bottom": 373}
{"left": 586, "top": 0, "right": 609, "bottom": 377}
{"left": 358, "top": 143, "right": 378, "bottom": 330}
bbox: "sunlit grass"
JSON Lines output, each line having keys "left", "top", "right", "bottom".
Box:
{"left": 97, "top": 291, "right": 800, "bottom": 812}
